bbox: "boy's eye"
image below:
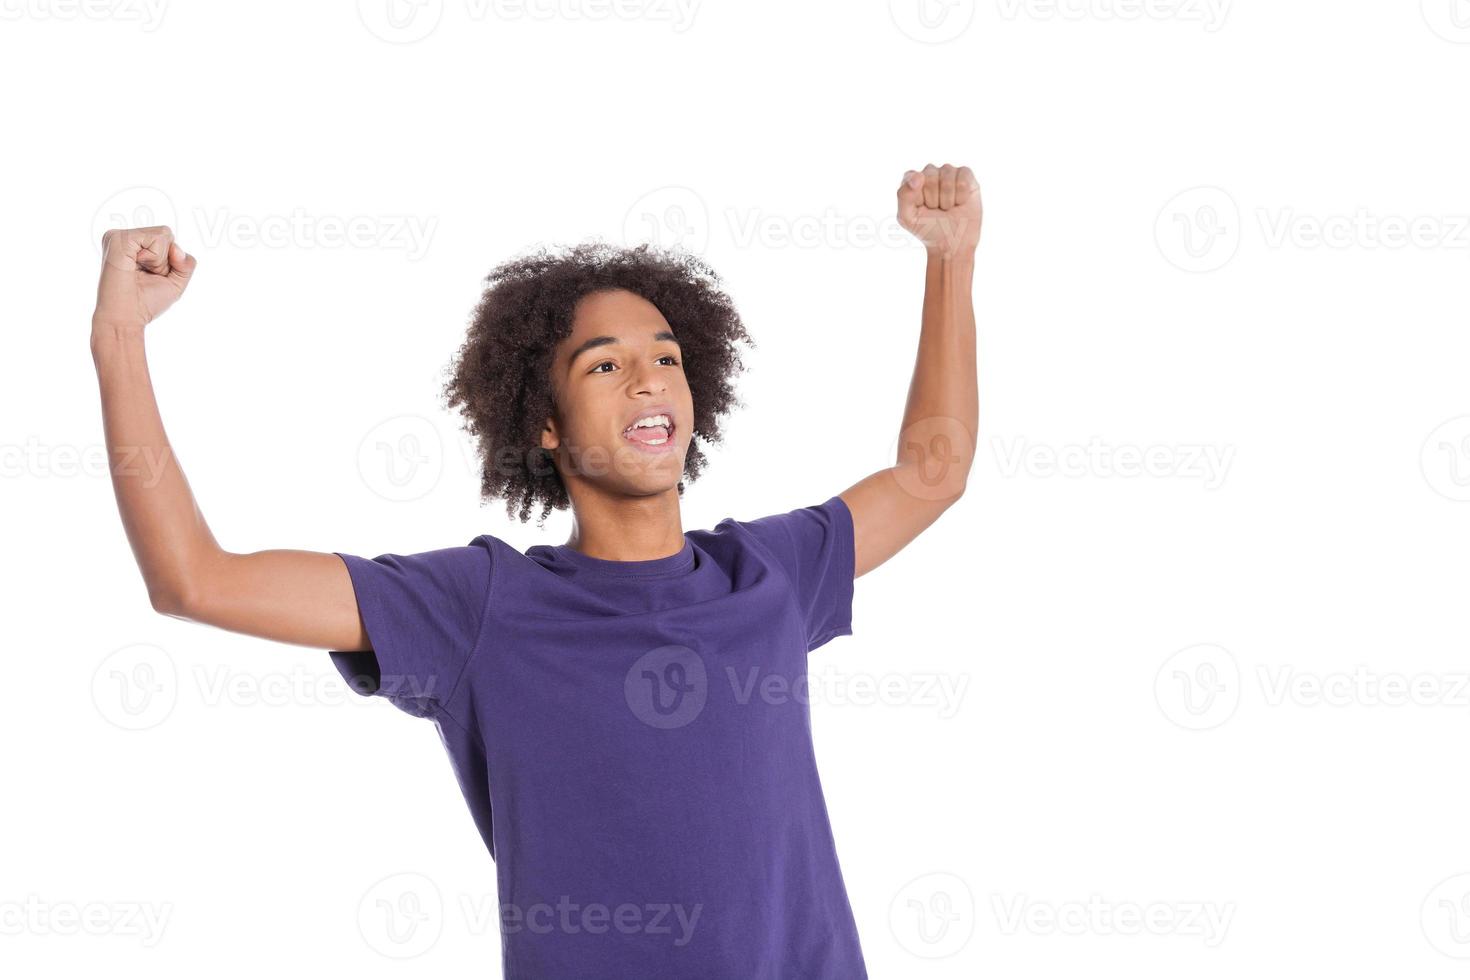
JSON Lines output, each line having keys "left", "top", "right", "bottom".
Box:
{"left": 591, "top": 356, "right": 678, "bottom": 373}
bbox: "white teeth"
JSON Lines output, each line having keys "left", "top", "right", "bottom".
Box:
{"left": 627, "top": 414, "right": 671, "bottom": 432}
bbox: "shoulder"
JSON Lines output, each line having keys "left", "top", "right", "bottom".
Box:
{"left": 706, "top": 494, "right": 850, "bottom": 540}
{"left": 333, "top": 533, "right": 504, "bottom": 610}
{"left": 693, "top": 495, "right": 852, "bottom": 566}
{"left": 339, "top": 533, "right": 499, "bottom": 572}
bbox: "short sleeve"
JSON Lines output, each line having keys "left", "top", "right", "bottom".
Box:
{"left": 732, "top": 495, "right": 856, "bottom": 652}
{"left": 327, "top": 537, "right": 493, "bottom": 718}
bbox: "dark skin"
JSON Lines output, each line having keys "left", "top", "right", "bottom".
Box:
{"left": 90, "top": 163, "right": 980, "bottom": 650}
{"left": 540, "top": 289, "right": 695, "bottom": 562}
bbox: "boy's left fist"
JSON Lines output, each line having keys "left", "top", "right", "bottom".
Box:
{"left": 897, "top": 164, "right": 982, "bottom": 258}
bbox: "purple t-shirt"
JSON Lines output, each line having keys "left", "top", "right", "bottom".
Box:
{"left": 329, "top": 495, "right": 866, "bottom": 979}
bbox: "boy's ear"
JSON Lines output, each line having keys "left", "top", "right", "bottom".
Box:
{"left": 540, "top": 417, "right": 560, "bottom": 452}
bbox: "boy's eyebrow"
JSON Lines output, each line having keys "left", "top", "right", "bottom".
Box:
{"left": 567, "top": 329, "right": 679, "bottom": 365}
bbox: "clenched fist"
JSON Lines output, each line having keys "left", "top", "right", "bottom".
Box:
{"left": 897, "top": 164, "right": 982, "bottom": 259}
{"left": 93, "top": 226, "right": 197, "bottom": 335}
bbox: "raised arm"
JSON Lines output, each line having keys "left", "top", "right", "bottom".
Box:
{"left": 91, "top": 225, "right": 369, "bottom": 651}
{"left": 840, "top": 164, "right": 980, "bottom": 577}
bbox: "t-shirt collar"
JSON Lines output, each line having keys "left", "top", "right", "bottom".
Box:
{"left": 548, "top": 536, "right": 696, "bottom": 577}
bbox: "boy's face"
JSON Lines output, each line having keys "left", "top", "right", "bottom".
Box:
{"left": 541, "top": 288, "right": 694, "bottom": 500}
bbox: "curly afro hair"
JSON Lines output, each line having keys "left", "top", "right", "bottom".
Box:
{"left": 442, "top": 240, "right": 754, "bottom": 526}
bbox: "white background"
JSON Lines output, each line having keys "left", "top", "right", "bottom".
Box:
{"left": 4, "top": 0, "right": 1470, "bottom": 976}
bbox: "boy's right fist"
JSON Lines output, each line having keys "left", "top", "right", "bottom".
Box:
{"left": 93, "top": 226, "right": 197, "bottom": 334}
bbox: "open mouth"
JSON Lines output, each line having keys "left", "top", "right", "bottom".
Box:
{"left": 622, "top": 412, "right": 675, "bottom": 449}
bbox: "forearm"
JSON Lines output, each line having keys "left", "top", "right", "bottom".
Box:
{"left": 897, "top": 250, "right": 978, "bottom": 487}
{"left": 840, "top": 164, "right": 981, "bottom": 576}
{"left": 91, "top": 320, "right": 222, "bottom": 612}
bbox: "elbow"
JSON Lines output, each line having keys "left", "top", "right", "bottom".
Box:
{"left": 147, "top": 579, "right": 198, "bottom": 619}
{"left": 944, "top": 459, "right": 974, "bottom": 505}
{"left": 144, "top": 549, "right": 225, "bottom": 620}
